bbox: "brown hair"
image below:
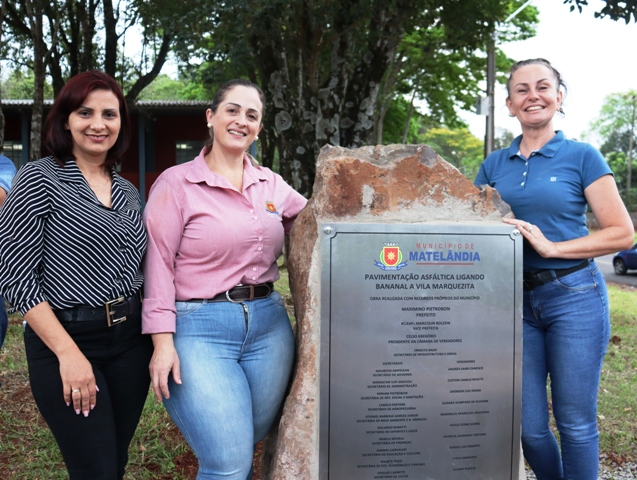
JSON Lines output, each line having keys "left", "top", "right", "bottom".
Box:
{"left": 44, "top": 71, "right": 130, "bottom": 168}
{"left": 203, "top": 78, "right": 266, "bottom": 155}
{"left": 506, "top": 58, "right": 567, "bottom": 115}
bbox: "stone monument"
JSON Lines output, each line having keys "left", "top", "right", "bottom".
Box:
{"left": 262, "top": 144, "right": 525, "bottom": 479}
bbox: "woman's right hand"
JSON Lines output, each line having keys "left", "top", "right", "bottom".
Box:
{"left": 149, "top": 333, "right": 182, "bottom": 402}
{"left": 59, "top": 349, "right": 97, "bottom": 416}
{"left": 23, "top": 302, "right": 98, "bottom": 416}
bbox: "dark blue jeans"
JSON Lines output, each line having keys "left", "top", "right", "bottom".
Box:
{"left": 521, "top": 261, "right": 609, "bottom": 480}
{"left": 0, "top": 295, "right": 7, "bottom": 387}
{"left": 0, "top": 295, "right": 7, "bottom": 350}
{"left": 24, "top": 305, "right": 153, "bottom": 480}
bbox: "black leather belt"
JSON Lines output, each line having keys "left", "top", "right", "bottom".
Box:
{"left": 523, "top": 260, "right": 591, "bottom": 291}
{"left": 187, "top": 282, "right": 274, "bottom": 303}
{"left": 54, "top": 291, "right": 142, "bottom": 327}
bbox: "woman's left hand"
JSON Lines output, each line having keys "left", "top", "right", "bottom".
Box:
{"left": 503, "top": 218, "right": 556, "bottom": 258}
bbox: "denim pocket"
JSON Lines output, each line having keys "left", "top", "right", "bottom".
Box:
{"left": 175, "top": 301, "right": 204, "bottom": 318}
{"left": 555, "top": 264, "right": 599, "bottom": 292}
{"left": 269, "top": 291, "right": 285, "bottom": 309}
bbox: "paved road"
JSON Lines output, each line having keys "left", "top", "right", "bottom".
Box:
{"left": 595, "top": 253, "right": 637, "bottom": 288}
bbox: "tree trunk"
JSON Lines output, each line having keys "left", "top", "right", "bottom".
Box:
{"left": 81, "top": 0, "right": 98, "bottom": 71}
{"left": 401, "top": 91, "right": 416, "bottom": 144}
{"left": 124, "top": 32, "right": 171, "bottom": 103}
{"left": 25, "top": 0, "right": 46, "bottom": 161}
{"left": 103, "top": 0, "right": 118, "bottom": 77}
{"left": 246, "top": 0, "right": 413, "bottom": 196}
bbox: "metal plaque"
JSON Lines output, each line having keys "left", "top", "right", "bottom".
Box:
{"left": 319, "top": 223, "right": 522, "bottom": 480}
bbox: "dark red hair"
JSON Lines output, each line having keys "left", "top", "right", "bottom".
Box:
{"left": 44, "top": 71, "right": 130, "bottom": 168}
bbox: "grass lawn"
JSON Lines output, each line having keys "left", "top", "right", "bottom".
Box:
{"left": 0, "top": 273, "right": 635, "bottom": 478}
{"left": 598, "top": 283, "right": 637, "bottom": 462}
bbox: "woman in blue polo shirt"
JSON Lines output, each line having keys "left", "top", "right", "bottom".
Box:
{"left": 475, "top": 58, "right": 633, "bottom": 480}
{"left": 0, "top": 154, "right": 17, "bottom": 355}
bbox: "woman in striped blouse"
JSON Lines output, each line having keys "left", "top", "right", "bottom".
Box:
{"left": 0, "top": 71, "right": 152, "bottom": 479}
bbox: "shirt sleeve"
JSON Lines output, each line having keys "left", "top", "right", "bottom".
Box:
{"left": 580, "top": 144, "right": 612, "bottom": 189}
{"left": 0, "top": 163, "right": 51, "bottom": 314}
{"left": 281, "top": 183, "right": 308, "bottom": 235}
{"left": 0, "top": 157, "right": 17, "bottom": 194}
{"left": 474, "top": 164, "right": 489, "bottom": 187}
{"left": 141, "top": 174, "right": 184, "bottom": 334}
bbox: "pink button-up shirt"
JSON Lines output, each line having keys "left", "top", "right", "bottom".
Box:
{"left": 142, "top": 150, "right": 307, "bottom": 334}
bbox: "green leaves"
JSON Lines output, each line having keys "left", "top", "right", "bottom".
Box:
{"left": 563, "top": 0, "right": 637, "bottom": 24}
{"left": 589, "top": 91, "right": 637, "bottom": 207}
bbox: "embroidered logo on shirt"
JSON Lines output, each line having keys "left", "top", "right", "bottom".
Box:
{"left": 550, "top": 177, "right": 557, "bottom": 182}
{"left": 265, "top": 201, "right": 278, "bottom": 214}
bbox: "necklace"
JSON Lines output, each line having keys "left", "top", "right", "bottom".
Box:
{"left": 87, "top": 177, "right": 111, "bottom": 188}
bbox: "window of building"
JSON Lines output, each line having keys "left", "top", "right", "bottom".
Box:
{"left": 2, "top": 141, "right": 22, "bottom": 168}
{"left": 176, "top": 141, "right": 204, "bottom": 164}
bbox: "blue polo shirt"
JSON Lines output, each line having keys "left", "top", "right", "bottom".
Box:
{"left": 474, "top": 131, "right": 611, "bottom": 271}
{"left": 0, "top": 155, "right": 16, "bottom": 196}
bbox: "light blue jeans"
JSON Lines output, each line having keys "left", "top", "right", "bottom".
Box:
{"left": 521, "top": 261, "right": 609, "bottom": 480}
{"left": 164, "top": 292, "right": 295, "bottom": 480}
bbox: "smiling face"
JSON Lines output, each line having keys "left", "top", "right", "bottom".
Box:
{"left": 206, "top": 85, "right": 263, "bottom": 154}
{"left": 65, "top": 89, "right": 121, "bottom": 164}
{"left": 506, "top": 64, "right": 563, "bottom": 131}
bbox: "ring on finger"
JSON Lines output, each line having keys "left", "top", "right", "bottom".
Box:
{"left": 72, "top": 389, "right": 80, "bottom": 393}
{"left": 527, "top": 224, "right": 534, "bottom": 233}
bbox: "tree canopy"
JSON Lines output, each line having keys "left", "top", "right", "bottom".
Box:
{"left": 2, "top": 0, "right": 540, "bottom": 185}
{"left": 1, "top": 0, "right": 214, "bottom": 158}
{"left": 590, "top": 91, "right": 637, "bottom": 154}
{"left": 182, "top": 0, "right": 538, "bottom": 194}
{"left": 421, "top": 127, "right": 484, "bottom": 180}
{"left": 565, "top": 0, "right": 637, "bottom": 23}
{"left": 2, "top": 0, "right": 210, "bottom": 100}
{"left": 589, "top": 91, "right": 637, "bottom": 208}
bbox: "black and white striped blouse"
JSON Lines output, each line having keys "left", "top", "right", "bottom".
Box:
{"left": 0, "top": 157, "right": 147, "bottom": 315}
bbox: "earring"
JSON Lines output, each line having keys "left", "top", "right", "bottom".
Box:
{"left": 255, "top": 135, "right": 259, "bottom": 141}
{"left": 508, "top": 113, "right": 515, "bottom": 118}
{"left": 206, "top": 123, "right": 212, "bottom": 128}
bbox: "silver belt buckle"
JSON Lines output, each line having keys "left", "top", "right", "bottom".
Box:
{"left": 225, "top": 287, "right": 241, "bottom": 303}
{"left": 105, "top": 297, "right": 127, "bottom": 327}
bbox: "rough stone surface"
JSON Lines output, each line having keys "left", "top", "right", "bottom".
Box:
{"left": 261, "top": 144, "right": 516, "bottom": 479}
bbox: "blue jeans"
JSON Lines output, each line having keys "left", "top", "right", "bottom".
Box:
{"left": 165, "top": 292, "right": 295, "bottom": 480}
{"left": 0, "top": 295, "right": 7, "bottom": 350}
{"left": 521, "top": 261, "right": 609, "bottom": 480}
{"left": 0, "top": 296, "right": 7, "bottom": 387}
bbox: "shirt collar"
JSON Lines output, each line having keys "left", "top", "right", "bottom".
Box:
{"left": 57, "top": 157, "right": 116, "bottom": 183}
{"left": 508, "top": 130, "right": 565, "bottom": 160}
{"left": 185, "top": 148, "right": 268, "bottom": 188}
{"left": 57, "top": 158, "right": 86, "bottom": 183}
{"left": 56, "top": 157, "right": 123, "bottom": 209}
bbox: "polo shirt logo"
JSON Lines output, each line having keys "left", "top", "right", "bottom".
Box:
{"left": 265, "top": 201, "right": 278, "bottom": 214}
{"left": 550, "top": 177, "right": 557, "bottom": 182}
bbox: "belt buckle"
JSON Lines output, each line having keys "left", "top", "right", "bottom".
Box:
{"left": 225, "top": 288, "right": 241, "bottom": 303}
{"left": 105, "top": 297, "right": 127, "bottom": 327}
{"left": 225, "top": 284, "right": 255, "bottom": 303}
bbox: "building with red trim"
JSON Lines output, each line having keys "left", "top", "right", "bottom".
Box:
{"left": 2, "top": 99, "right": 211, "bottom": 203}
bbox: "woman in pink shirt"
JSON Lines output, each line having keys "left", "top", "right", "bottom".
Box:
{"left": 142, "top": 79, "right": 307, "bottom": 480}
